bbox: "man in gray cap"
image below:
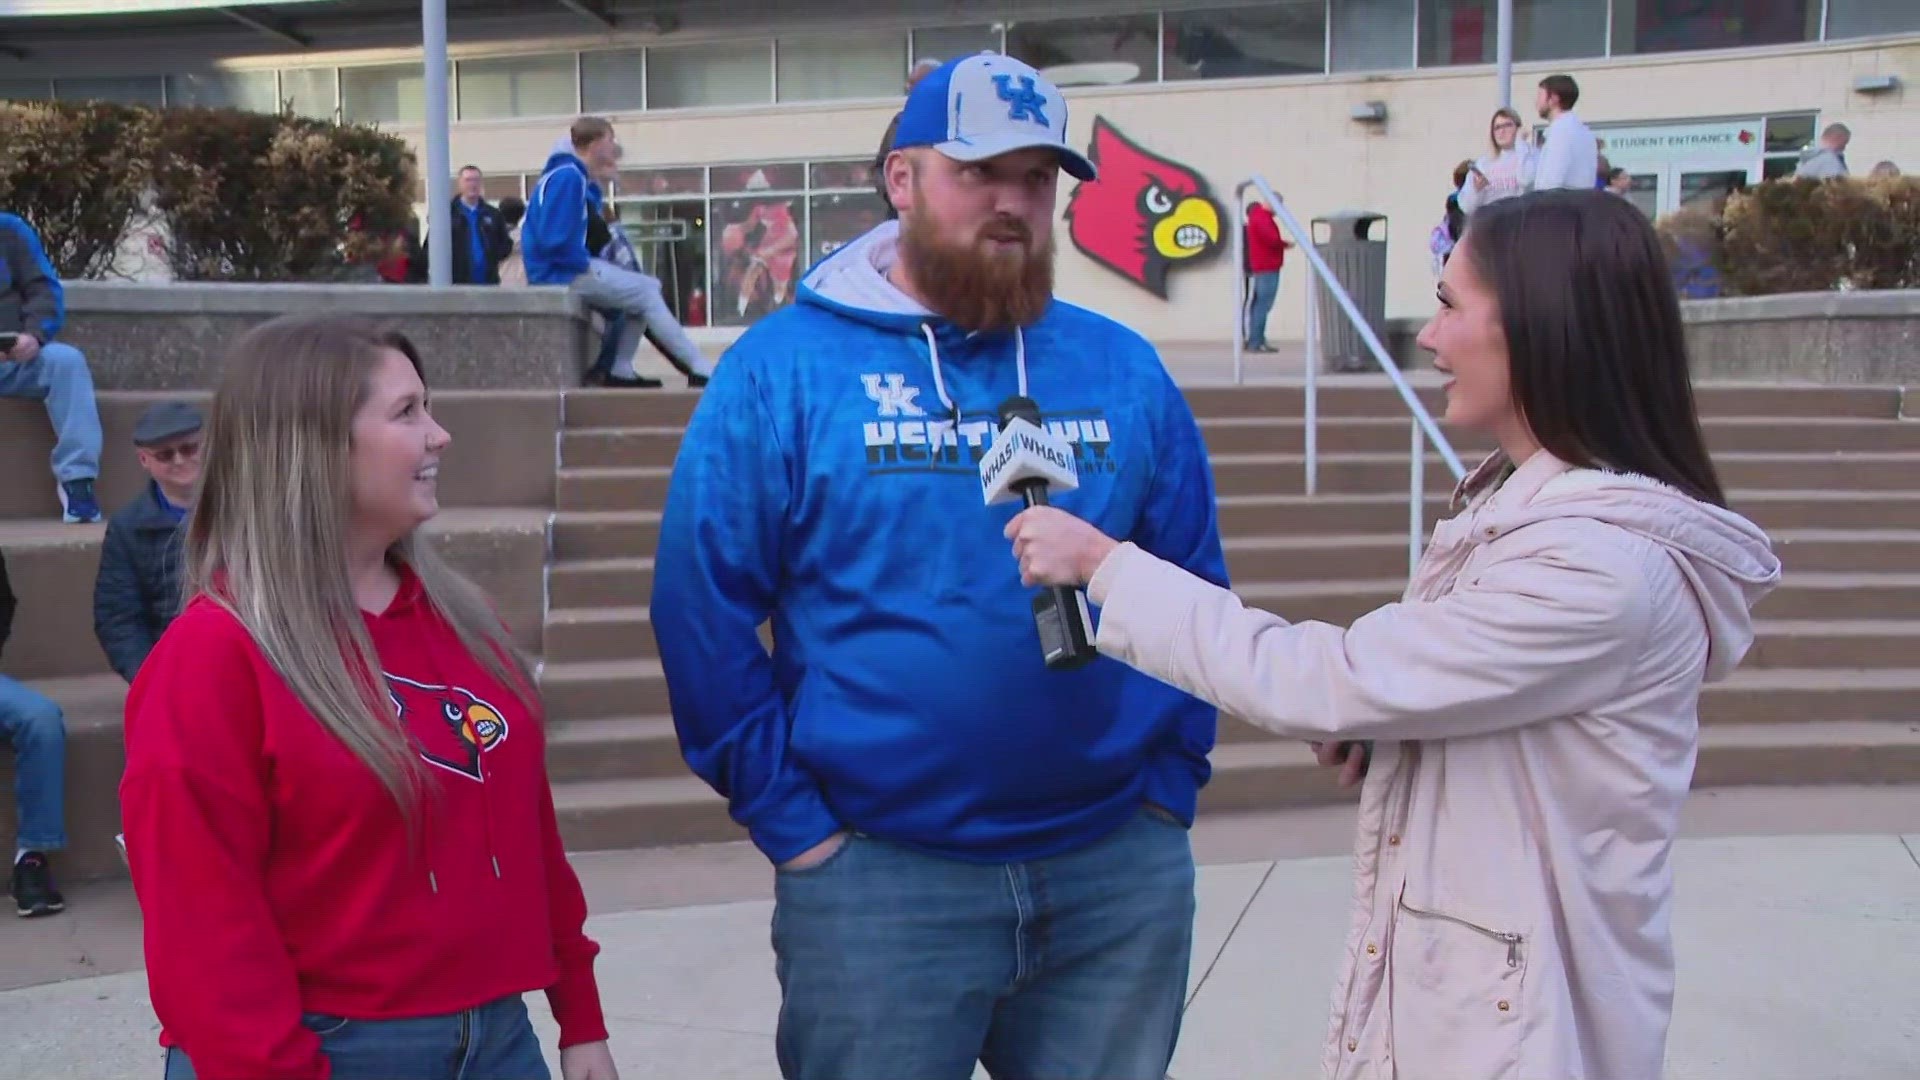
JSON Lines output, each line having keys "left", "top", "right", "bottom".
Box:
{"left": 93, "top": 401, "right": 201, "bottom": 682}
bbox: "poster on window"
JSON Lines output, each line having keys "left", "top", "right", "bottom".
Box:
{"left": 808, "top": 192, "right": 889, "bottom": 263}
{"left": 712, "top": 196, "right": 802, "bottom": 327}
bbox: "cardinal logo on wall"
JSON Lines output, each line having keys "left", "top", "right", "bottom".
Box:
{"left": 1065, "top": 118, "right": 1225, "bottom": 299}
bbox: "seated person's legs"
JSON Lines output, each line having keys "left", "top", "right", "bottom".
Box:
{"left": 573, "top": 260, "right": 711, "bottom": 385}
{"left": 0, "top": 674, "right": 67, "bottom": 917}
{"left": 0, "top": 340, "right": 102, "bottom": 522}
{"left": 586, "top": 307, "right": 661, "bottom": 389}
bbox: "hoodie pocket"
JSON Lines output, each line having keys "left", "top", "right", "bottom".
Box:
{"left": 1388, "top": 897, "right": 1529, "bottom": 1080}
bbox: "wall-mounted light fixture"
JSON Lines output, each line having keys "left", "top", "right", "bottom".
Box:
{"left": 1350, "top": 101, "right": 1388, "bottom": 124}
{"left": 1853, "top": 74, "right": 1900, "bottom": 95}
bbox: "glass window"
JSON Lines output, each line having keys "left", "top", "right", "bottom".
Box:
{"left": 1827, "top": 1, "right": 1920, "bottom": 38}
{"left": 58, "top": 76, "right": 163, "bottom": 107}
{"left": 1611, "top": 0, "right": 1816, "bottom": 56}
{"left": 713, "top": 195, "right": 803, "bottom": 326}
{"left": 810, "top": 160, "right": 877, "bottom": 190}
{"left": 280, "top": 68, "right": 336, "bottom": 119}
{"left": 1419, "top": 0, "right": 1604, "bottom": 65}
{"left": 778, "top": 32, "right": 903, "bottom": 102}
{"left": 1764, "top": 113, "right": 1815, "bottom": 155}
{"left": 458, "top": 53, "right": 575, "bottom": 120}
{"left": 164, "top": 70, "right": 279, "bottom": 112}
{"left": 1331, "top": 0, "right": 1415, "bottom": 73}
{"left": 646, "top": 40, "right": 771, "bottom": 110}
{"left": 342, "top": 62, "right": 442, "bottom": 124}
{"left": 1007, "top": 14, "right": 1158, "bottom": 86}
{"left": 0, "top": 79, "right": 53, "bottom": 102}
{"left": 712, "top": 162, "right": 806, "bottom": 194}
{"left": 582, "top": 49, "right": 645, "bottom": 112}
{"left": 1165, "top": 3, "right": 1327, "bottom": 80}
{"left": 616, "top": 200, "right": 709, "bottom": 325}
{"left": 912, "top": 24, "right": 1000, "bottom": 65}
{"left": 1762, "top": 156, "right": 1799, "bottom": 181}
{"left": 809, "top": 191, "right": 889, "bottom": 263}
{"left": 617, "top": 166, "right": 706, "bottom": 197}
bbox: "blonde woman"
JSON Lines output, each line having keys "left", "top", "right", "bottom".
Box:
{"left": 1458, "top": 107, "right": 1536, "bottom": 214}
{"left": 121, "top": 316, "right": 617, "bottom": 1080}
{"left": 1004, "top": 192, "right": 1780, "bottom": 1079}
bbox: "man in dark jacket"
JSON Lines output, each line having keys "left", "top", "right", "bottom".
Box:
{"left": 93, "top": 401, "right": 199, "bottom": 683}
{"left": 0, "top": 212, "right": 102, "bottom": 523}
{"left": 419, "top": 166, "right": 514, "bottom": 285}
{"left": 1, "top": 546, "right": 68, "bottom": 917}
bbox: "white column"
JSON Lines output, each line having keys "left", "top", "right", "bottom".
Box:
{"left": 423, "top": 0, "right": 452, "bottom": 287}
{"left": 1496, "top": 0, "right": 1514, "bottom": 109}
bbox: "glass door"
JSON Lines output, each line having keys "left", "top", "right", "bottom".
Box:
{"left": 1658, "top": 164, "right": 1757, "bottom": 216}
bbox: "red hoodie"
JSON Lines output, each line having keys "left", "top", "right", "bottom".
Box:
{"left": 1245, "top": 203, "right": 1289, "bottom": 273}
{"left": 120, "top": 571, "right": 605, "bottom": 1080}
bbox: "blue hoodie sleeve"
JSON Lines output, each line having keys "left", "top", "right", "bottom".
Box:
{"left": 523, "top": 167, "right": 586, "bottom": 280}
{"left": 651, "top": 352, "right": 841, "bottom": 865}
{"left": 1121, "top": 365, "right": 1229, "bottom": 822}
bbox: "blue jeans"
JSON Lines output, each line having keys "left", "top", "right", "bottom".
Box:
{"left": 772, "top": 806, "right": 1195, "bottom": 1080}
{"left": 0, "top": 675, "right": 65, "bottom": 852}
{"left": 0, "top": 342, "right": 101, "bottom": 482}
{"left": 163, "top": 994, "right": 548, "bottom": 1080}
{"left": 1243, "top": 271, "right": 1280, "bottom": 349}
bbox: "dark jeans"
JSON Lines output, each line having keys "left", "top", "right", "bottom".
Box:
{"left": 162, "top": 994, "right": 548, "bottom": 1080}
{"left": 772, "top": 806, "right": 1196, "bottom": 1080}
{"left": 1243, "top": 270, "right": 1280, "bottom": 349}
{"left": 0, "top": 674, "right": 65, "bottom": 851}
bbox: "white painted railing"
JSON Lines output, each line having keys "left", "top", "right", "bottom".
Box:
{"left": 1231, "top": 177, "right": 1469, "bottom": 574}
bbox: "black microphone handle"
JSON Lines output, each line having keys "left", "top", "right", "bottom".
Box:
{"left": 1016, "top": 481, "right": 1097, "bottom": 670}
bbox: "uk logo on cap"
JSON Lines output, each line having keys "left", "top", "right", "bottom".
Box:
{"left": 890, "top": 53, "right": 1098, "bottom": 181}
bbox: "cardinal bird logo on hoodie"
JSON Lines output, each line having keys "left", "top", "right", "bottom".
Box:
{"left": 388, "top": 674, "right": 510, "bottom": 782}
{"left": 1065, "top": 118, "right": 1225, "bottom": 299}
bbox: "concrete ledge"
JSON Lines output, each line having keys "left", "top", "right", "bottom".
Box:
{"left": 1680, "top": 290, "right": 1920, "bottom": 384}
{"left": 61, "top": 282, "right": 597, "bottom": 390}
{"left": 0, "top": 508, "right": 549, "bottom": 681}
{"left": 1681, "top": 289, "right": 1920, "bottom": 325}
{"left": 0, "top": 392, "right": 559, "bottom": 520}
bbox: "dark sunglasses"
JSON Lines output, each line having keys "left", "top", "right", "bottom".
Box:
{"left": 144, "top": 439, "right": 201, "bottom": 465}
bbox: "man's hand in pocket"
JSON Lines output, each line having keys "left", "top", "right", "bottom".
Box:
{"left": 778, "top": 831, "right": 849, "bottom": 872}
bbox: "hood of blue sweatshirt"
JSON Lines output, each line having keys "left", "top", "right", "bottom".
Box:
{"left": 649, "top": 221, "right": 1230, "bottom": 865}
{"left": 521, "top": 145, "right": 600, "bottom": 284}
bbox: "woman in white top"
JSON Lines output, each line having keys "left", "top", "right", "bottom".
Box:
{"left": 1458, "top": 108, "right": 1535, "bottom": 214}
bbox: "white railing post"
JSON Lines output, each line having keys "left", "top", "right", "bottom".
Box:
{"left": 1410, "top": 418, "right": 1426, "bottom": 576}
{"left": 1303, "top": 268, "right": 1318, "bottom": 496}
{"left": 1231, "top": 193, "right": 1246, "bottom": 386}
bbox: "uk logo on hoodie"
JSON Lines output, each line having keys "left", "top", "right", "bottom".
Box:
{"left": 858, "top": 371, "right": 1119, "bottom": 478}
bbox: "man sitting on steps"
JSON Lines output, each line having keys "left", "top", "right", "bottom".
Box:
{"left": 94, "top": 401, "right": 201, "bottom": 683}
{"left": 0, "top": 546, "right": 68, "bottom": 918}
{"left": 0, "top": 212, "right": 102, "bottom": 523}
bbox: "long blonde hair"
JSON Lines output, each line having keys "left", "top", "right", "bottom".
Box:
{"left": 185, "top": 315, "right": 536, "bottom": 813}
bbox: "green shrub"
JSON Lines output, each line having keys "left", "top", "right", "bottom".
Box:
{"left": 0, "top": 100, "right": 416, "bottom": 281}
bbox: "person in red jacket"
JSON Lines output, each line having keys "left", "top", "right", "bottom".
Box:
{"left": 120, "top": 315, "right": 618, "bottom": 1080}
{"left": 1242, "top": 201, "right": 1290, "bottom": 353}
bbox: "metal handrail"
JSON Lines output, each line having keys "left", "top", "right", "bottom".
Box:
{"left": 1231, "top": 177, "right": 1469, "bottom": 574}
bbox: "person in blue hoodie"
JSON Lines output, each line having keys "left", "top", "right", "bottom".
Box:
{"left": 651, "top": 53, "right": 1228, "bottom": 1080}
{"left": 521, "top": 117, "right": 710, "bottom": 388}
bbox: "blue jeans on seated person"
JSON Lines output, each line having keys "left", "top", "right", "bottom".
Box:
{"left": 163, "top": 994, "right": 549, "bottom": 1080}
{"left": 0, "top": 674, "right": 66, "bottom": 852}
{"left": 772, "top": 805, "right": 1196, "bottom": 1080}
{"left": 0, "top": 341, "right": 101, "bottom": 483}
{"left": 571, "top": 259, "right": 709, "bottom": 380}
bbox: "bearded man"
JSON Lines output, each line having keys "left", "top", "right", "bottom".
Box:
{"left": 652, "top": 53, "right": 1228, "bottom": 1080}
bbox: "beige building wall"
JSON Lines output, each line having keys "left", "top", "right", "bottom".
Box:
{"left": 388, "top": 35, "right": 1916, "bottom": 345}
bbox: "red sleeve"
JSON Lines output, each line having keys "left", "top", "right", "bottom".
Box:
{"left": 1250, "top": 212, "right": 1285, "bottom": 253}
{"left": 535, "top": 724, "right": 608, "bottom": 1048}
{"left": 119, "top": 607, "right": 330, "bottom": 1080}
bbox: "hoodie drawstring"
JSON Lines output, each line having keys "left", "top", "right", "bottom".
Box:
{"left": 922, "top": 324, "right": 1028, "bottom": 422}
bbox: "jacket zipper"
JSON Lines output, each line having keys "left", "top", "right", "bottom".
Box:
{"left": 1398, "top": 899, "right": 1524, "bottom": 967}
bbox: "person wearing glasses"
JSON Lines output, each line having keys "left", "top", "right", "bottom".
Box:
{"left": 93, "top": 401, "right": 202, "bottom": 683}
{"left": 1456, "top": 107, "right": 1535, "bottom": 216}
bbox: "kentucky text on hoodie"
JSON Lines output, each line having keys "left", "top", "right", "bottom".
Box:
{"left": 650, "top": 220, "right": 1231, "bottom": 865}
{"left": 120, "top": 570, "right": 606, "bottom": 1080}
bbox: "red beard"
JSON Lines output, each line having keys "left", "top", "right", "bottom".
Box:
{"left": 899, "top": 206, "right": 1054, "bottom": 332}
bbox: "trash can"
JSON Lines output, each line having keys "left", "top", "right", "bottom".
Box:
{"left": 1311, "top": 211, "right": 1391, "bottom": 373}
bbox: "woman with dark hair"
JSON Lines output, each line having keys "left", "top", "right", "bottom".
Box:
{"left": 1001, "top": 190, "right": 1780, "bottom": 1079}
{"left": 122, "top": 316, "right": 617, "bottom": 1080}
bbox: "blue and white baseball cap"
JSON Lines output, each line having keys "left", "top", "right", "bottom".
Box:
{"left": 891, "top": 53, "right": 1097, "bottom": 181}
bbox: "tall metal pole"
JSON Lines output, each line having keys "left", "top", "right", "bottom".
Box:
{"left": 1495, "top": 0, "right": 1514, "bottom": 109}
{"left": 423, "top": 0, "right": 452, "bottom": 287}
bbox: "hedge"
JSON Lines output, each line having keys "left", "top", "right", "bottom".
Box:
{"left": 0, "top": 100, "right": 417, "bottom": 282}
{"left": 1656, "top": 174, "right": 1920, "bottom": 297}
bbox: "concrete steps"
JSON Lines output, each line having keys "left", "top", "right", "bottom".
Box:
{"left": 524, "top": 380, "right": 1920, "bottom": 857}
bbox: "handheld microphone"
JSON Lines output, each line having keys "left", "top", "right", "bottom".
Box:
{"left": 981, "top": 396, "right": 1098, "bottom": 670}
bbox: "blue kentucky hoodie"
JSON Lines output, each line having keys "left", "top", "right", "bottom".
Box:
{"left": 521, "top": 141, "right": 602, "bottom": 285}
{"left": 651, "top": 221, "right": 1229, "bottom": 865}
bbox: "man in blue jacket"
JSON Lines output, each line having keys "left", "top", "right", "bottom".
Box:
{"left": 653, "top": 53, "right": 1227, "bottom": 1080}
{"left": 521, "top": 116, "right": 710, "bottom": 387}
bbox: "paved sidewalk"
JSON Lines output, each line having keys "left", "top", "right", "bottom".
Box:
{"left": 4, "top": 794, "right": 1917, "bottom": 1079}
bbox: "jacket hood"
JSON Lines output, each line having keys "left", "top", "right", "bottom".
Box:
{"left": 1463, "top": 451, "right": 1782, "bottom": 682}
{"left": 796, "top": 220, "right": 932, "bottom": 332}
{"left": 541, "top": 139, "right": 586, "bottom": 178}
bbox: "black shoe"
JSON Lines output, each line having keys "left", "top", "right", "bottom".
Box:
{"left": 687, "top": 373, "right": 710, "bottom": 389}
{"left": 11, "top": 852, "right": 65, "bottom": 918}
{"left": 601, "top": 373, "right": 663, "bottom": 389}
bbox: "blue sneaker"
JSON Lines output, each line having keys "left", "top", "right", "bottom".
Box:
{"left": 59, "top": 478, "right": 101, "bottom": 524}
